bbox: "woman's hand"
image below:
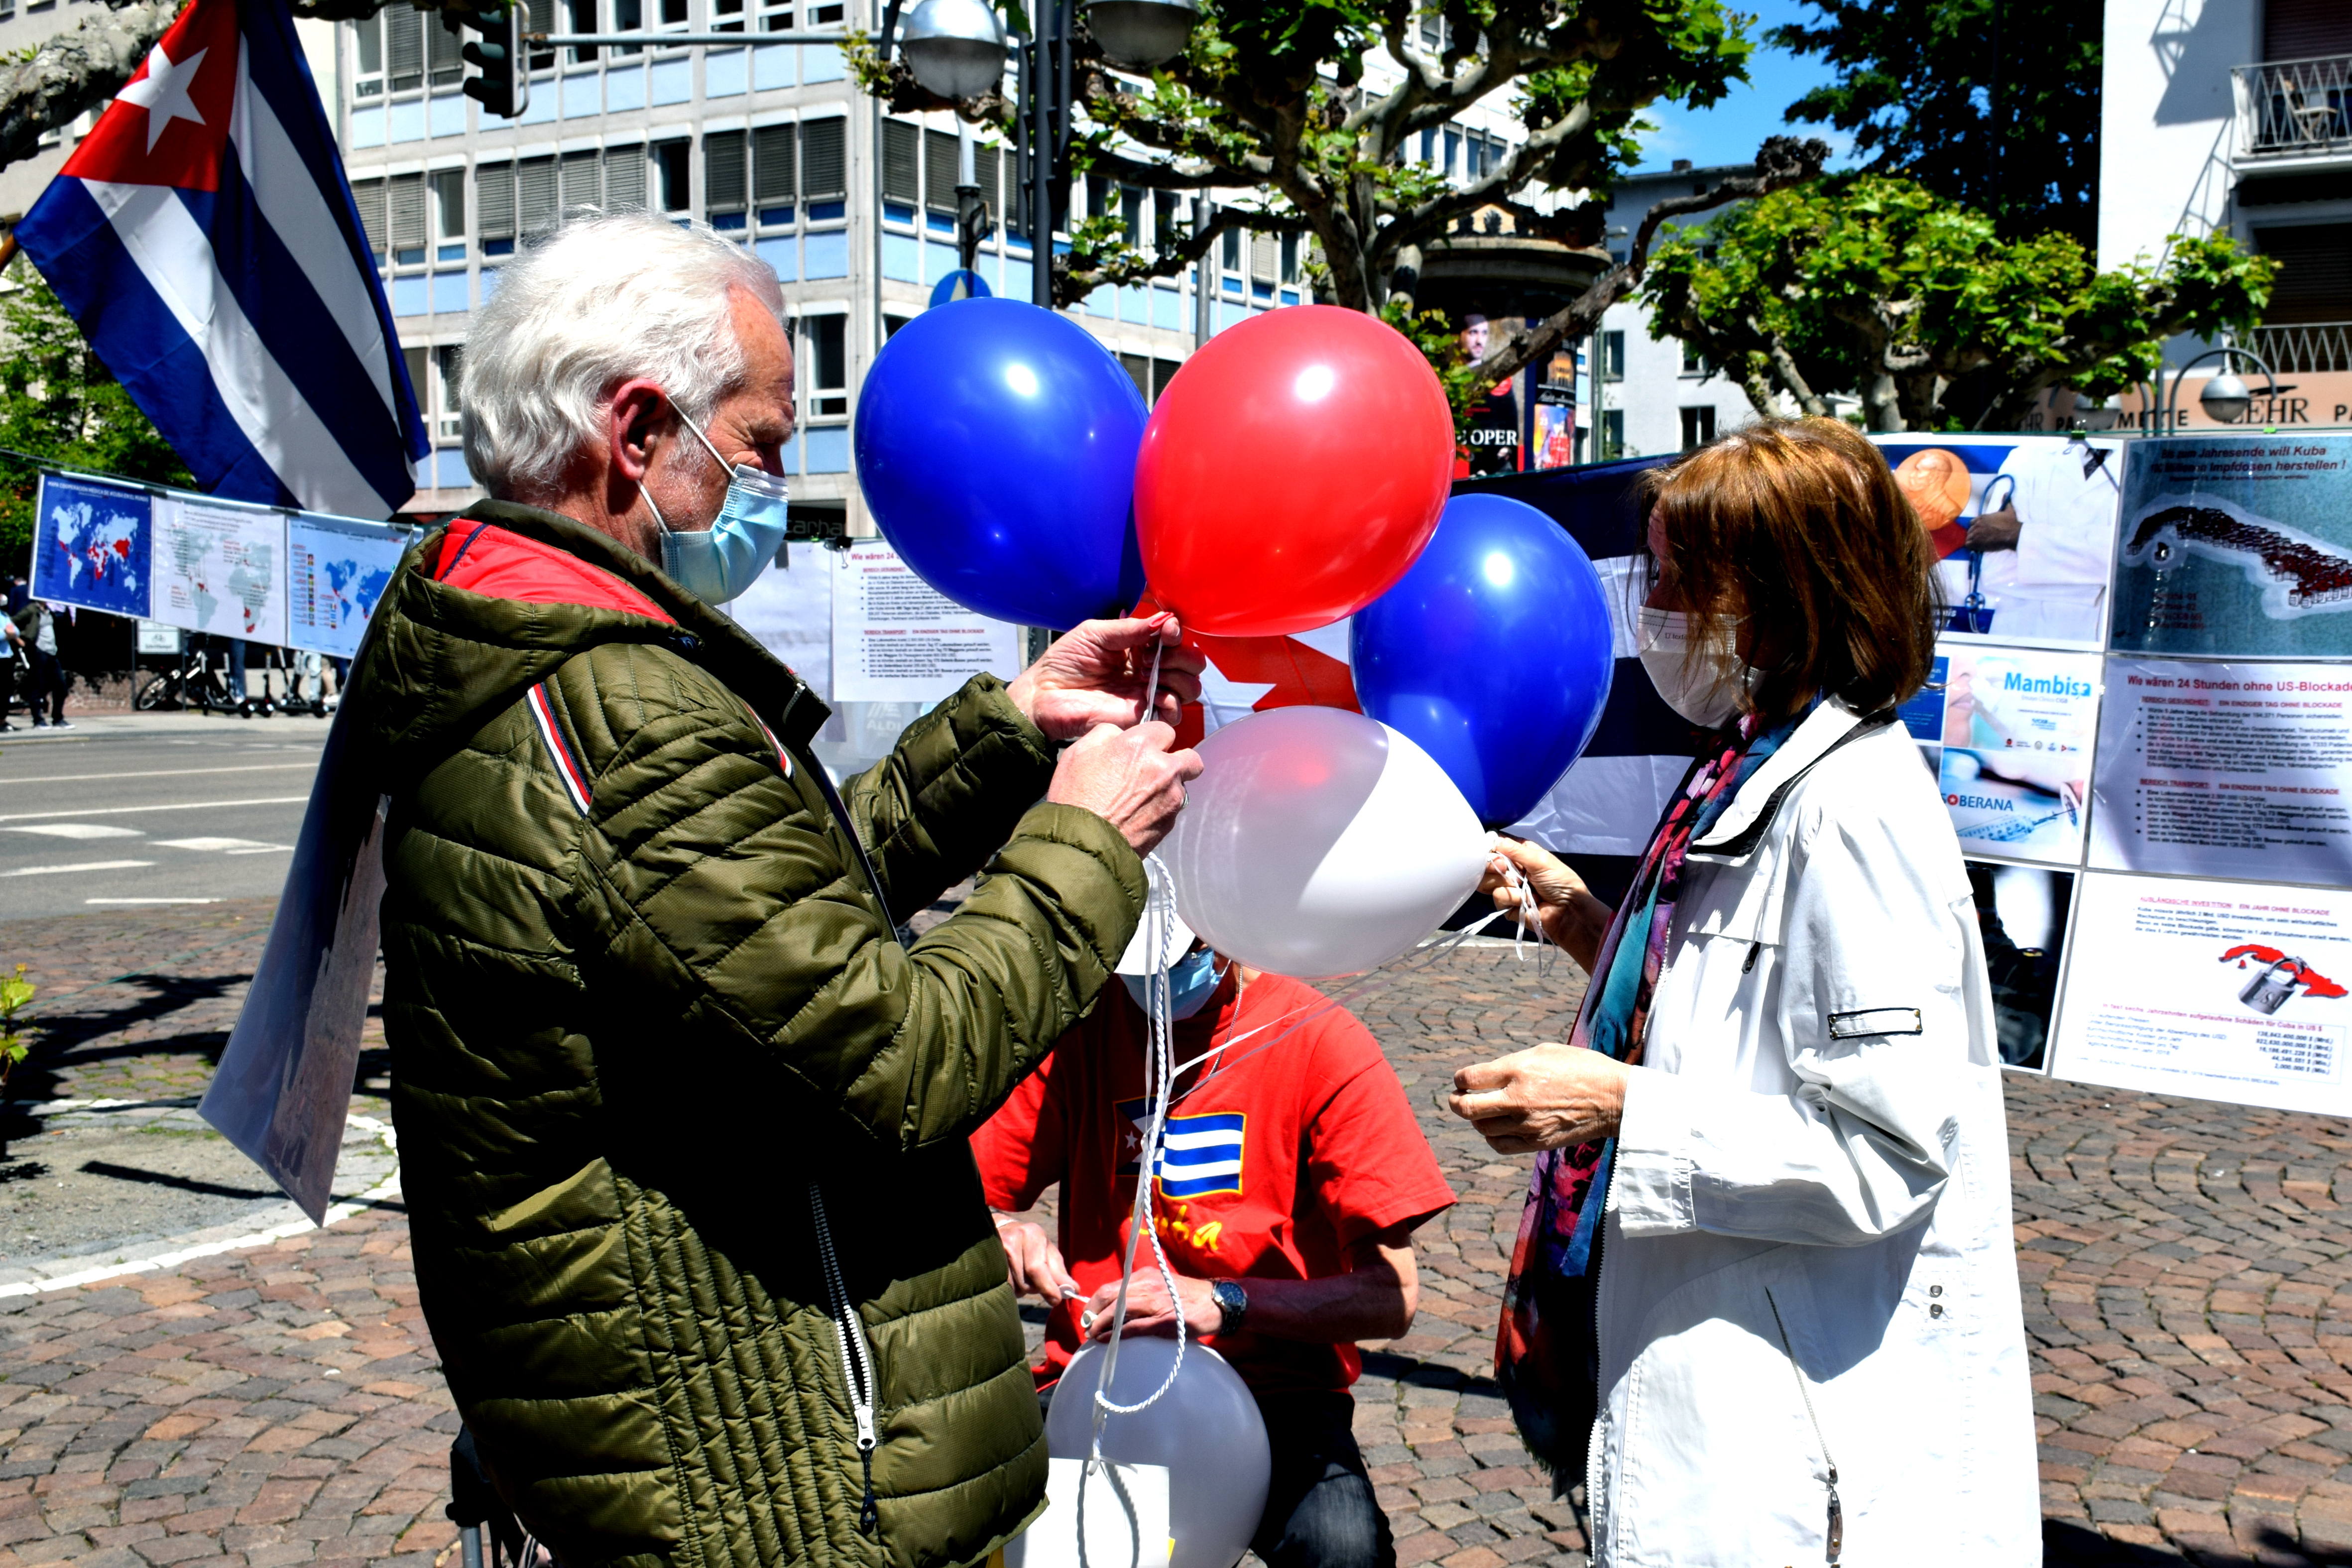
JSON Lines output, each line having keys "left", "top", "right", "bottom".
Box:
{"left": 1448, "top": 1042, "right": 1630, "bottom": 1154}
{"left": 1481, "top": 837, "right": 1613, "bottom": 973}
{"left": 1078, "top": 1271, "right": 1221, "bottom": 1340}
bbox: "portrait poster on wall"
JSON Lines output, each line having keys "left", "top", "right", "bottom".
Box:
{"left": 1869, "top": 433, "right": 2123, "bottom": 648}
{"left": 2109, "top": 433, "right": 2352, "bottom": 659}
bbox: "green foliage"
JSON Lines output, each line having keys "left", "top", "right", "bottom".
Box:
{"left": 1770, "top": 0, "right": 2101, "bottom": 244}
{"left": 0, "top": 265, "right": 191, "bottom": 572}
{"left": 1379, "top": 298, "right": 1485, "bottom": 437}
{"left": 1639, "top": 174, "right": 2277, "bottom": 432}
{"left": 0, "top": 965, "right": 34, "bottom": 1098}
{"left": 876, "top": 0, "right": 1758, "bottom": 330}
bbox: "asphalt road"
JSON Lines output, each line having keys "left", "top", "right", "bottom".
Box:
{"left": 0, "top": 714, "right": 327, "bottom": 921}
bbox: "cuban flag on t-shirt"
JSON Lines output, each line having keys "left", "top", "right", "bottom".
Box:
{"left": 13, "top": 0, "right": 428, "bottom": 518}
{"left": 1118, "top": 1100, "right": 1246, "bottom": 1199}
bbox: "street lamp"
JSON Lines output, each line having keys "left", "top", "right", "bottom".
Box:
{"left": 2159, "top": 346, "right": 2283, "bottom": 431}
{"left": 896, "top": 0, "right": 1008, "bottom": 100}
{"left": 1084, "top": 0, "right": 1196, "bottom": 67}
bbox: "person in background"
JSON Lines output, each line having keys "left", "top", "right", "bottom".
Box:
{"left": 1449, "top": 418, "right": 2036, "bottom": 1564}
{"left": 978, "top": 910, "right": 1456, "bottom": 1568}
{"left": 0, "top": 610, "right": 21, "bottom": 731}
{"left": 11, "top": 597, "right": 71, "bottom": 729}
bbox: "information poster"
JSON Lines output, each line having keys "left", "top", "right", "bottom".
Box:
{"left": 2111, "top": 435, "right": 2352, "bottom": 658}
{"left": 2087, "top": 657, "right": 2352, "bottom": 882}
{"left": 286, "top": 515, "right": 408, "bottom": 659}
{"left": 1895, "top": 644, "right": 2100, "bottom": 864}
{"left": 154, "top": 498, "right": 288, "bottom": 646}
{"left": 2049, "top": 873, "right": 2352, "bottom": 1116}
{"left": 1970, "top": 863, "right": 2074, "bottom": 1071}
{"left": 830, "top": 542, "right": 1021, "bottom": 703}
{"left": 31, "top": 473, "right": 153, "bottom": 618}
{"left": 1870, "top": 433, "right": 2122, "bottom": 647}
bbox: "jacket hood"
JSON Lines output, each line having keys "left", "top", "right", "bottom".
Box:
{"left": 349, "top": 499, "right": 827, "bottom": 781}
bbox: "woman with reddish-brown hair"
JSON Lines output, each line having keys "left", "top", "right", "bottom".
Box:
{"left": 1447, "top": 418, "right": 2036, "bottom": 1564}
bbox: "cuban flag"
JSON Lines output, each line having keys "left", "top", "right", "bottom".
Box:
{"left": 14, "top": 0, "right": 428, "bottom": 518}
{"left": 1119, "top": 1101, "right": 1246, "bottom": 1199}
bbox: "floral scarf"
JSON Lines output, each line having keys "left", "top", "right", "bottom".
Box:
{"left": 1493, "top": 702, "right": 1813, "bottom": 1477}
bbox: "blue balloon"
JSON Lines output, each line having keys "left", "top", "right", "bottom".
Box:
{"left": 1351, "top": 493, "right": 1615, "bottom": 828}
{"left": 854, "top": 297, "right": 1147, "bottom": 628}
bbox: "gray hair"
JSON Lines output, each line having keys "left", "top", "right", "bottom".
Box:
{"left": 460, "top": 213, "right": 785, "bottom": 501}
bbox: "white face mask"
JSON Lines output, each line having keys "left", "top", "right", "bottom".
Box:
{"left": 1638, "top": 606, "right": 1758, "bottom": 728}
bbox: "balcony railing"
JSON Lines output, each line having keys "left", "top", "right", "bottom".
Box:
{"left": 2235, "top": 55, "right": 2352, "bottom": 158}
{"left": 2248, "top": 320, "right": 2352, "bottom": 374}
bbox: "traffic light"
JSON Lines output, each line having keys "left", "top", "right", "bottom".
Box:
{"left": 447, "top": 0, "right": 528, "bottom": 120}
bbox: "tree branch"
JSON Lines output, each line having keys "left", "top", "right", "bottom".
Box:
{"left": 1463, "top": 136, "right": 1831, "bottom": 390}
{"left": 0, "top": 0, "right": 183, "bottom": 175}
{"left": 1056, "top": 202, "right": 1300, "bottom": 305}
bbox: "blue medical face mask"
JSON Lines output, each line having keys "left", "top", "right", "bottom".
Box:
{"left": 1122, "top": 945, "right": 1227, "bottom": 1022}
{"left": 639, "top": 401, "right": 792, "bottom": 606}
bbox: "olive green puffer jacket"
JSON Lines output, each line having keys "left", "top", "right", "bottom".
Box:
{"left": 351, "top": 502, "right": 1146, "bottom": 1568}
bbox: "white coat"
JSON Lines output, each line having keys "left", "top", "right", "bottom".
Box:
{"left": 1586, "top": 698, "right": 2039, "bottom": 1566}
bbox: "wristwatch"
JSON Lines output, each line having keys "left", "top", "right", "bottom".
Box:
{"left": 1210, "top": 1278, "right": 1249, "bottom": 1335}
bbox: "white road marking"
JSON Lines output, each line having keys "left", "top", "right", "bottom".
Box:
{"left": 6, "top": 824, "right": 145, "bottom": 839}
{"left": 86, "top": 897, "right": 223, "bottom": 905}
{"left": 0, "top": 796, "right": 307, "bottom": 824}
{"left": 0, "top": 762, "right": 318, "bottom": 786}
{"left": 156, "top": 837, "right": 290, "bottom": 852}
{"left": 2, "top": 859, "right": 156, "bottom": 877}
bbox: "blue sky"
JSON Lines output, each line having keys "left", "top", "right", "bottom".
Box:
{"left": 1627, "top": 0, "right": 1858, "bottom": 175}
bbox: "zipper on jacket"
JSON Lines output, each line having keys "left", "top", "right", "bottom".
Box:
{"left": 811, "top": 1182, "right": 881, "bottom": 1537}
{"left": 1764, "top": 1287, "right": 1842, "bottom": 1564}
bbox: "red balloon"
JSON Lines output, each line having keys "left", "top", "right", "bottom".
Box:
{"left": 1135, "top": 306, "right": 1455, "bottom": 637}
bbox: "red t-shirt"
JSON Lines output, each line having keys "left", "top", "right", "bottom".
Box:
{"left": 970, "top": 970, "right": 1457, "bottom": 1396}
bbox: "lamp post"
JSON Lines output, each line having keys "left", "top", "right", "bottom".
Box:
{"left": 2159, "top": 345, "right": 2284, "bottom": 431}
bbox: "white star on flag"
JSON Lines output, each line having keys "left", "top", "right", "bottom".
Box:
{"left": 118, "top": 41, "right": 209, "bottom": 153}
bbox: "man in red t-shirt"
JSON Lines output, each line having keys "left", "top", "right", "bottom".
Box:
{"left": 972, "top": 914, "right": 1456, "bottom": 1568}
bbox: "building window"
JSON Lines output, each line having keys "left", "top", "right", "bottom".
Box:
{"left": 806, "top": 314, "right": 847, "bottom": 418}
{"left": 925, "top": 128, "right": 961, "bottom": 228}
{"left": 519, "top": 155, "right": 558, "bottom": 237}
{"left": 433, "top": 344, "right": 466, "bottom": 440}
{"left": 802, "top": 119, "right": 846, "bottom": 220}
{"left": 477, "top": 162, "right": 515, "bottom": 254}
{"left": 1601, "top": 408, "right": 1626, "bottom": 461}
{"left": 653, "top": 140, "right": 691, "bottom": 214}
{"left": 384, "top": 1, "right": 425, "bottom": 92}
{"left": 430, "top": 169, "right": 466, "bottom": 261}
{"left": 563, "top": 0, "right": 598, "bottom": 62}
{"left": 1680, "top": 344, "right": 1708, "bottom": 375}
{"left": 1679, "top": 406, "right": 1716, "bottom": 451}
{"left": 757, "top": 0, "right": 793, "bottom": 29}
{"left": 525, "top": 0, "right": 556, "bottom": 70}
{"left": 706, "top": 131, "right": 747, "bottom": 228}
{"left": 428, "top": 11, "right": 463, "bottom": 84}
{"left": 352, "top": 178, "right": 389, "bottom": 263}
{"left": 606, "top": 144, "right": 647, "bottom": 211}
{"left": 353, "top": 15, "right": 384, "bottom": 96}
{"left": 714, "top": 0, "right": 745, "bottom": 29}
{"left": 753, "top": 123, "right": 796, "bottom": 226}
{"left": 612, "top": 0, "right": 644, "bottom": 52}
{"left": 389, "top": 172, "right": 426, "bottom": 265}
{"left": 1601, "top": 330, "right": 1625, "bottom": 381}
{"left": 882, "top": 120, "right": 920, "bottom": 216}
{"left": 560, "top": 147, "right": 601, "bottom": 213}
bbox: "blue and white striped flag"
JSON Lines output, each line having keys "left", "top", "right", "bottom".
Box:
{"left": 15, "top": 0, "right": 429, "bottom": 518}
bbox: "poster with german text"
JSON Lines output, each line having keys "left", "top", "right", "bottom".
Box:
{"left": 2110, "top": 433, "right": 2352, "bottom": 658}
{"left": 2088, "top": 658, "right": 2352, "bottom": 883}
{"left": 2048, "top": 873, "right": 2352, "bottom": 1116}
{"left": 831, "top": 542, "right": 1022, "bottom": 704}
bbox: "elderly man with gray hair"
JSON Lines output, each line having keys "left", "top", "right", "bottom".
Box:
{"left": 342, "top": 213, "right": 1204, "bottom": 1568}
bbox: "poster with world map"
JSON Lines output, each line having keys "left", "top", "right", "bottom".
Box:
{"left": 153, "top": 497, "right": 287, "bottom": 647}
{"left": 286, "top": 515, "right": 409, "bottom": 659}
{"left": 2112, "top": 434, "right": 2352, "bottom": 657}
{"left": 31, "top": 473, "right": 153, "bottom": 618}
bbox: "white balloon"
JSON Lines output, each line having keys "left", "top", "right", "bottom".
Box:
{"left": 1163, "top": 706, "right": 1489, "bottom": 978}
{"left": 1045, "top": 1338, "right": 1271, "bottom": 1568}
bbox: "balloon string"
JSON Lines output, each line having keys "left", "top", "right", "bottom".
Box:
{"left": 1088, "top": 854, "right": 1189, "bottom": 1454}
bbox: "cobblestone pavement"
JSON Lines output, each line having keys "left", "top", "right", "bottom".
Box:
{"left": 14, "top": 907, "right": 2352, "bottom": 1563}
